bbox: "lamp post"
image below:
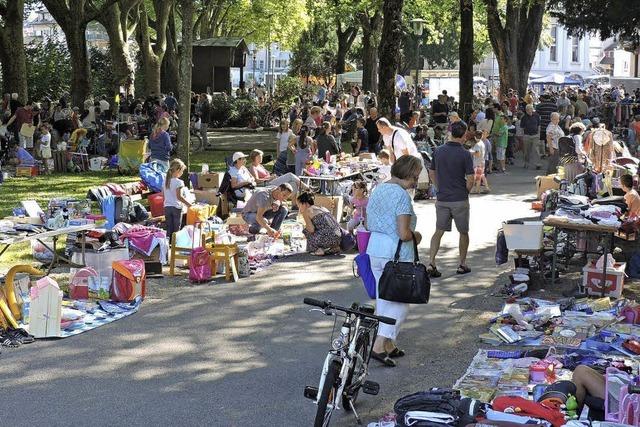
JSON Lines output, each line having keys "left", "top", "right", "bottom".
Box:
{"left": 410, "top": 18, "right": 427, "bottom": 109}
{"left": 266, "top": 13, "right": 275, "bottom": 97}
{"left": 249, "top": 45, "right": 256, "bottom": 87}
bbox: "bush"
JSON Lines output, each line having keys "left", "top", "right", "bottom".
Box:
{"left": 228, "top": 98, "right": 260, "bottom": 127}
{"left": 209, "top": 94, "right": 234, "bottom": 127}
{"left": 273, "top": 76, "right": 304, "bottom": 108}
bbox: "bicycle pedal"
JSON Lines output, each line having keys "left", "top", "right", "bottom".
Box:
{"left": 362, "top": 381, "right": 379, "bottom": 395}
{"left": 303, "top": 386, "right": 318, "bottom": 400}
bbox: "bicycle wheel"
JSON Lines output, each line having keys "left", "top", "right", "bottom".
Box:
{"left": 342, "top": 330, "right": 371, "bottom": 409}
{"left": 314, "top": 360, "right": 341, "bottom": 427}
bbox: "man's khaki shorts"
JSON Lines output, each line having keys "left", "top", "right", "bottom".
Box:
{"left": 435, "top": 200, "right": 470, "bottom": 233}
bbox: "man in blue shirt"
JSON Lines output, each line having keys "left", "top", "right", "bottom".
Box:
{"left": 428, "top": 121, "right": 474, "bottom": 277}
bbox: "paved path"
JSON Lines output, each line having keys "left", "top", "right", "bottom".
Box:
{"left": 1, "top": 165, "right": 540, "bottom": 426}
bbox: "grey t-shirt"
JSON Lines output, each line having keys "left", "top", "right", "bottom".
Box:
{"left": 430, "top": 142, "right": 474, "bottom": 202}
{"left": 242, "top": 186, "right": 275, "bottom": 214}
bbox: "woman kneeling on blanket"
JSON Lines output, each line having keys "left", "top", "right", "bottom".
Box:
{"left": 297, "top": 192, "right": 342, "bottom": 256}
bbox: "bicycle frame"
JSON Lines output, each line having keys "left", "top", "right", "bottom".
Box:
{"left": 314, "top": 314, "right": 364, "bottom": 411}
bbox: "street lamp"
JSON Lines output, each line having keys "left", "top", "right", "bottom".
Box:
{"left": 249, "top": 44, "right": 257, "bottom": 87}
{"left": 410, "top": 18, "right": 427, "bottom": 109}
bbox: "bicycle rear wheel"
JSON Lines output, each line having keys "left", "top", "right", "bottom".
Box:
{"left": 314, "top": 360, "right": 341, "bottom": 427}
{"left": 190, "top": 133, "right": 203, "bottom": 153}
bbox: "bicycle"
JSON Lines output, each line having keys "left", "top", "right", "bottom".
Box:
{"left": 302, "top": 298, "right": 396, "bottom": 426}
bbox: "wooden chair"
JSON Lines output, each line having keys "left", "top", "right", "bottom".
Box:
{"left": 169, "top": 227, "right": 205, "bottom": 276}
{"left": 207, "top": 243, "right": 239, "bottom": 282}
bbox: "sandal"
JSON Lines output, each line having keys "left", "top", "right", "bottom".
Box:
{"left": 456, "top": 264, "right": 471, "bottom": 275}
{"left": 427, "top": 264, "right": 442, "bottom": 278}
{"left": 388, "top": 347, "right": 406, "bottom": 358}
{"left": 371, "top": 351, "right": 396, "bottom": 367}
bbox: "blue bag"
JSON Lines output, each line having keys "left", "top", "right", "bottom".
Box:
{"left": 353, "top": 252, "right": 376, "bottom": 299}
{"left": 139, "top": 162, "right": 166, "bottom": 193}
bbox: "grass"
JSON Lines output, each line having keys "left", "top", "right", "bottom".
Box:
{"left": 0, "top": 147, "right": 276, "bottom": 269}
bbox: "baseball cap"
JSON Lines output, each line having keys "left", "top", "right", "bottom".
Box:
{"left": 232, "top": 151, "right": 248, "bottom": 162}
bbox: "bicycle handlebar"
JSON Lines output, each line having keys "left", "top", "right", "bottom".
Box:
{"left": 303, "top": 298, "right": 396, "bottom": 325}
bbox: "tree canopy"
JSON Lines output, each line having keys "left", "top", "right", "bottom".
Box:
{"left": 549, "top": 0, "right": 640, "bottom": 45}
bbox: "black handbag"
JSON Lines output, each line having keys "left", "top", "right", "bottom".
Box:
{"left": 378, "top": 235, "right": 430, "bottom": 304}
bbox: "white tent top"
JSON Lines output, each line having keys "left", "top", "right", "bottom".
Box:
{"left": 336, "top": 71, "right": 363, "bottom": 87}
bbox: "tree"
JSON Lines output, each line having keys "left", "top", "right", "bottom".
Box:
{"left": 137, "top": 0, "right": 174, "bottom": 96}
{"left": 42, "top": 0, "right": 117, "bottom": 106}
{"left": 177, "top": 0, "right": 194, "bottom": 170}
{"left": 378, "top": 0, "right": 405, "bottom": 118}
{"left": 459, "top": 0, "right": 474, "bottom": 120}
{"left": 359, "top": 3, "right": 383, "bottom": 92}
{"left": 95, "top": 0, "right": 142, "bottom": 98}
{"left": 0, "top": 0, "right": 28, "bottom": 102}
{"left": 161, "top": 8, "right": 180, "bottom": 96}
{"left": 289, "top": 22, "right": 337, "bottom": 83}
{"left": 549, "top": 0, "right": 640, "bottom": 45}
{"left": 482, "top": 0, "right": 545, "bottom": 97}
{"left": 25, "top": 37, "right": 72, "bottom": 101}
{"left": 89, "top": 47, "right": 115, "bottom": 100}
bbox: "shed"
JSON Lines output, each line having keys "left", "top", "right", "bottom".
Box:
{"left": 192, "top": 37, "right": 248, "bottom": 95}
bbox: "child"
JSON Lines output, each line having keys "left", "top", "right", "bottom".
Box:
{"left": 332, "top": 123, "right": 343, "bottom": 151}
{"left": 483, "top": 135, "right": 493, "bottom": 176}
{"left": 353, "top": 117, "right": 368, "bottom": 154}
{"left": 347, "top": 180, "right": 369, "bottom": 231}
{"left": 163, "top": 159, "right": 192, "bottom": 242}
{"left": 622, "top": 174, "right": 640, "bottom": 219}
{"left": 377, "top": 149, "right": 392, "bottom": 182}
{"left": 9, "top": 144, "right": 35, "bottom": 166}
{"left": 470, "top": 131, "right": 490, "bottom": 194}
{"left": 39, "top": 124, "right": 53, "bottom": 173}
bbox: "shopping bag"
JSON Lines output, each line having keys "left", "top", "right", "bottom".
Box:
{"left": 353, "top": 252, "right": 376, "bottom": 299}
{"left": 20, "top": 123, "right": 35, "bottom": 138}
{"left": 189, "top": 223, "right": 212, "bottom": 282}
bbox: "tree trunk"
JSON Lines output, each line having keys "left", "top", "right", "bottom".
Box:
{"left": 0, "top": 0, "right": 28, "bottom": 102}
{"left": 97, "top": 1, "right": 141, "bottom": 98}
{"left": 136, "top": 0, "right": 173, "bottom": 96}
{"left": 483, "top": 0, "right": 545, "bottom": 97}
{"left": 66, "top": 23, "right": 92, "bottom": 107}
{"left": 458, "top": 0, "right": 474, "bottom": 121}
{"left": 378, "top": 0, "right": 404, "bottom": 118}
{"left": 178, "top": 0, "right": 194, "bottom": 169}
{"left": 360, "top": 11, "right": 382, "bottom": 93}
{"left": 335, "top": 26, "right": 357, "bottom": 75}
{"left": 161, "top": 11, "right": 180, "bottom": 95}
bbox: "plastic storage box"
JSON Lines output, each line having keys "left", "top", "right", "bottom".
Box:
{"left": 503, "top": 220, "right": 544, "bottom": 250}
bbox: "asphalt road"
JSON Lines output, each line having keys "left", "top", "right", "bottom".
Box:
{"left": 0, "top": 165, "right": 540, "bottom": 426}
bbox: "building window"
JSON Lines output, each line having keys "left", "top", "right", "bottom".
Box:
{"left": 571, "top": 37, "right": 579, "bottom": 62}
{"left": 549, "top": 25, "right": 557, "bottom": 62}
{"left": 259, "top": 60, "right": 264, "bottom": 69}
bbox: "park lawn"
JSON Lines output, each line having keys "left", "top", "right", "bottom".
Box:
{"left": 0, "top": 150, "right": 276, "bottom": 269}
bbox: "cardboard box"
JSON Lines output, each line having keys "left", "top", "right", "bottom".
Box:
{"left": 194, "top": 189, "right": 219, "bottom": 205}
{"left": 16, "top": 166, "right": 37, "bottom": 177}
{"left": 5, "top": 216, "right": 43, "bottom": 225}
{"left": 198, "top": 172, "right": 225, "bottom": 189}
{"left": 314, "top": 195, "right": 344, "bottom": 222}
{"left": 536, "top": 175, "right": 560, "bottom": 199}
{"left": 582, "top": 262, "right": 626, "bottom": 299}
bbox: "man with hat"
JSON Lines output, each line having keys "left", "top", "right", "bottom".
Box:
{"left": 229, "top": 151, "right": 256, "bottom": 200}
{"left": 242, "top": 183, "right": 293, "bottom": 236}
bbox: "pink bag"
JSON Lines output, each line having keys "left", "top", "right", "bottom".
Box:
{"left": 189, "top": 223, "right": 212, "bottom": 282}
{"left": 111, "top": 259, "right": 146, "bottom": 302}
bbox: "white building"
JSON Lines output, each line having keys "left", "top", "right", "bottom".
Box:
{"left": 230, "top": 43, "right": 292, "bottom": 89}
{"left": 475, "top": 20, "right": 596, "bottom": 81}
{"left": 24, "top": 8, "right": 109, "bottom": 48}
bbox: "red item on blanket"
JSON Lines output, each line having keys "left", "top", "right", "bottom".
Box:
{"left": 491, "top": 396, "right": 566, "bottom": 427}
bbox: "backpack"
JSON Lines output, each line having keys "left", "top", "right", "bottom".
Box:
{"left": 111, "top": 259, "right": 146, "bottom": 302}
{"left": 69, "top": 267, "right": 99, "bottom": 300}
{"left": 114, "top": 195, "right": 135, "bottom": 224}
{"left": 395, "top": 389, "right": 460, "bottom": 427}
{"left": 133, "top": 202, "right": 149, "bottom": 223}
{"left": 139, "top": 162, "right": 166, "bottom": 192}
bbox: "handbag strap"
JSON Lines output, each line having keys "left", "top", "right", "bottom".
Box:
{"left": 393, "top": 233, "right": 419, "bottom": 263}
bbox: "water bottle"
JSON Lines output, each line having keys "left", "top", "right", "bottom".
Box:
{"left": 22, "top": 297, "right": 30, "bottom": 324}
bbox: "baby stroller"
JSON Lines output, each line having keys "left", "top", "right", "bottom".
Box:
{"left": 118, "top": 139, "right": 148, "bottom": 174}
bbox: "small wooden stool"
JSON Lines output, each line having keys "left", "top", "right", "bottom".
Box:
{"left": 208, "top": 243, "right": 239, "bottom": 282}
